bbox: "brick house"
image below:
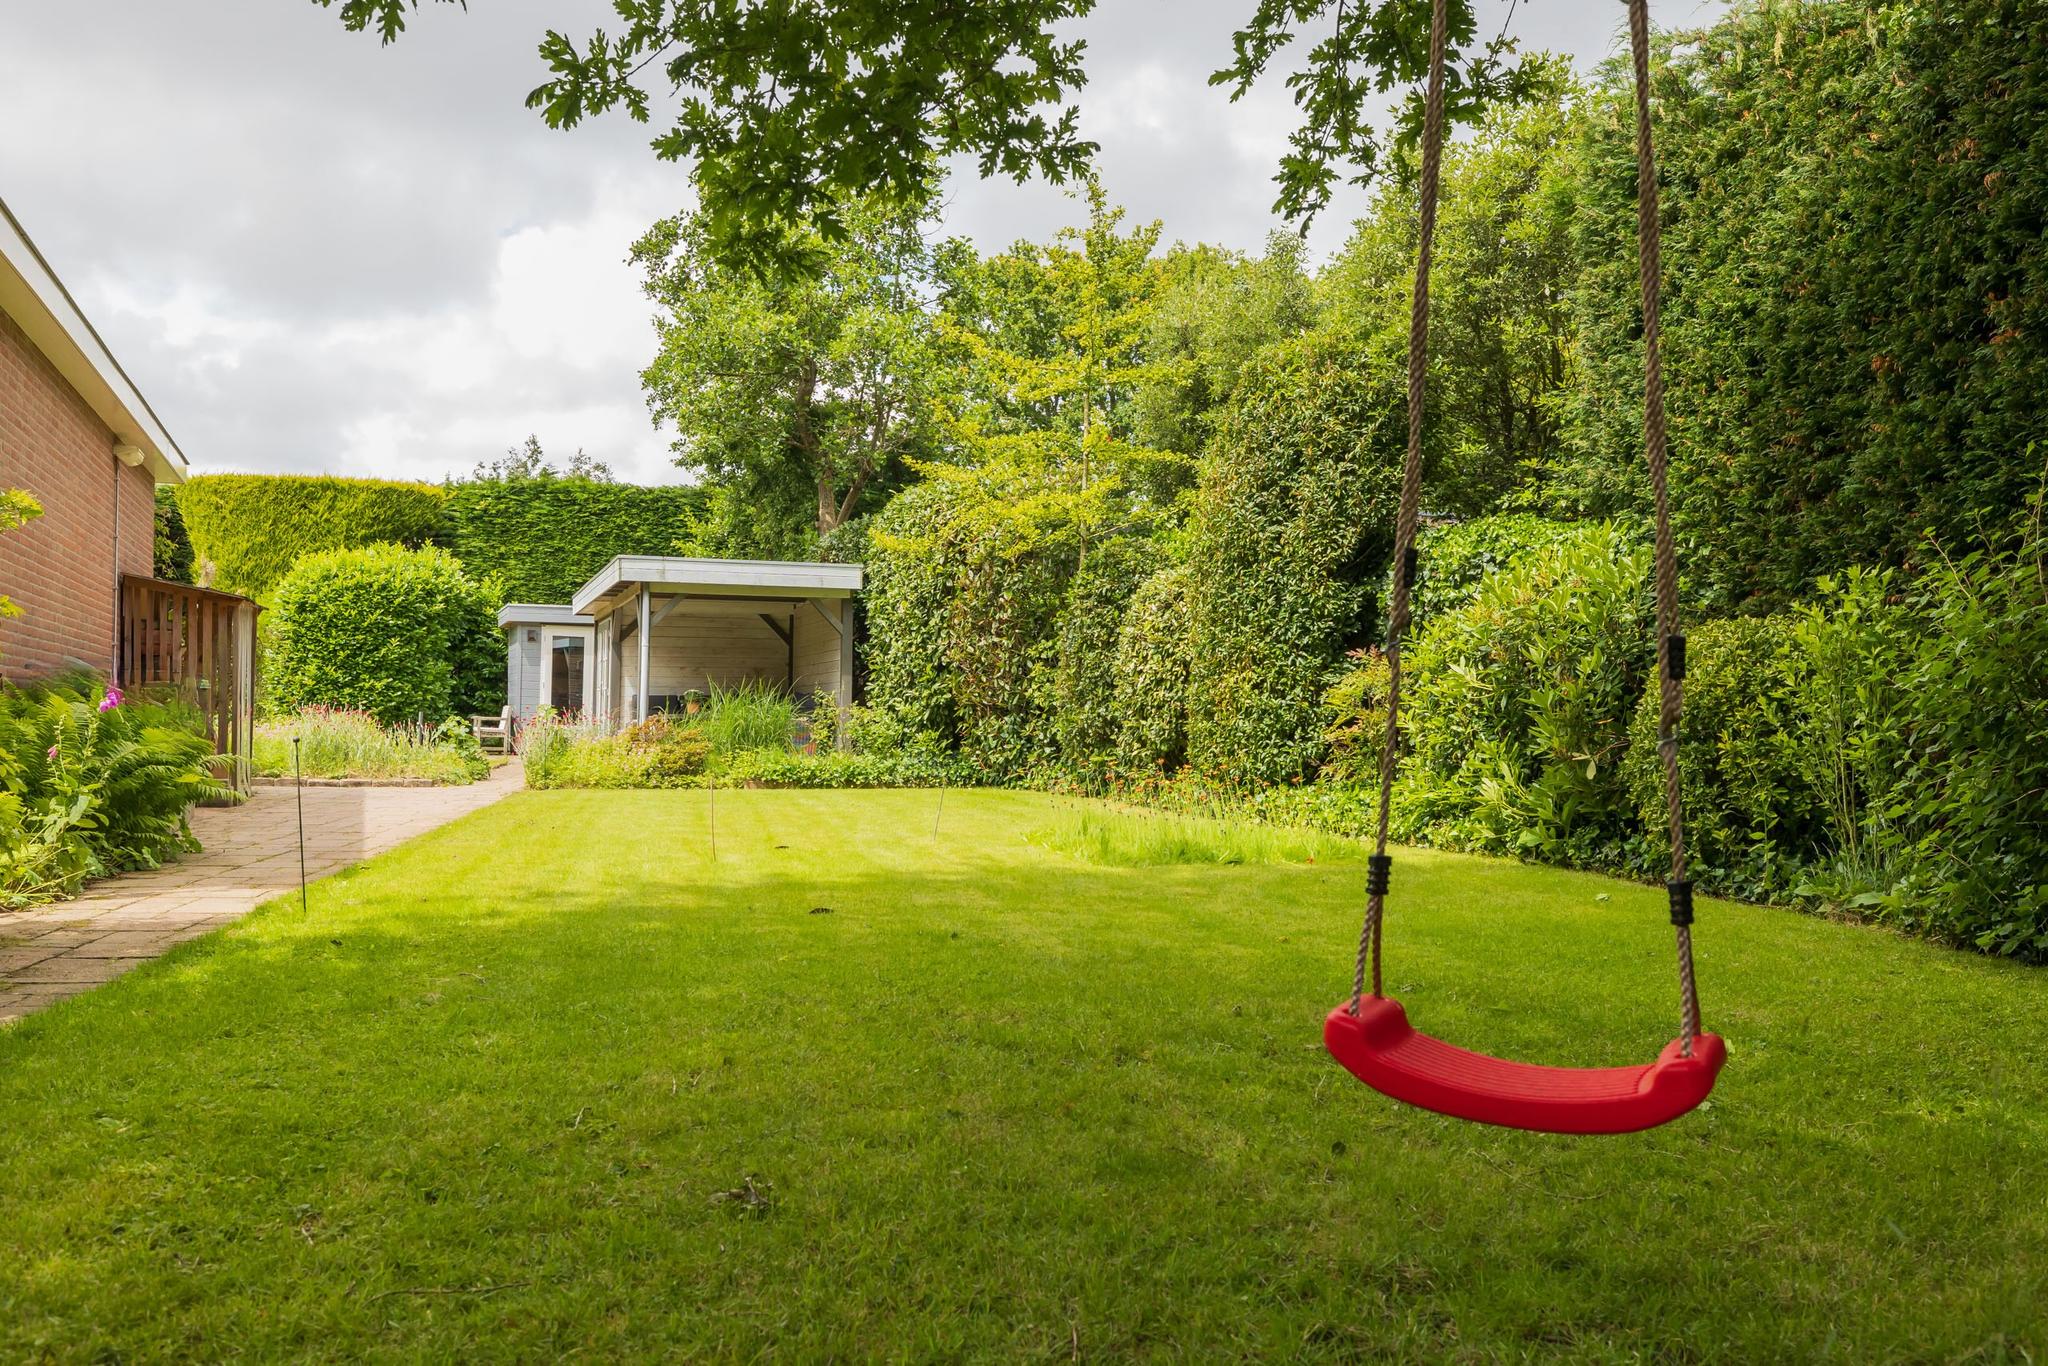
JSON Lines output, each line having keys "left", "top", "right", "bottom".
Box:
{"left": 0, "top": 194, "right": 185, "bottom": 674}
{"left": 0, "top": 195, "right": 257, "bottom": 784}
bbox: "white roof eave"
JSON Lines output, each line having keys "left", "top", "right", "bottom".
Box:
{"left": 570, "top": 555, "right": 865, "bottom": 616}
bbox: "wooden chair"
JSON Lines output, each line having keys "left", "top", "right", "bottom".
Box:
{"left": 472, "top": 706, "right": 513, "bottom": 755}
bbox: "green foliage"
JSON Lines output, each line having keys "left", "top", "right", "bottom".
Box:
{"left": 1133, "top": 233, "right": 1319, "bottom": 459}
{"left": 1548, "top": 0, "right": 2048, "bottom": 606}
{"left": 1401, "top": 513, "right": 1586, "bottom": 630}
{"left": 152, "top": 487, "right": 194, "bottom": 585}
{"left": 1185, "top": 330, "right": 1410, "bottom": 786}
{"left": 175, "top": 474, "right": 448, "bottom": 600}
{"left": 252, "top": 708, "right": 487, "bottom": 784}
{"left": 693, "top": 680, "right": 796, "bottom": 755}
{"left": 267, "top": 544, "right": 501, "bottom": 726}
{"left": 861, "top": 484, "right": 961, "bottom": 748}
{"left": 441, "top": 477, "right": 701, "bottom": 603}
{"left": 1052, "top": 541, "right": 1157, "bottom": 789}
{"left": 940, "top": 186, "right": 1184, "bottom": 504}
{"left": 1623, "top": 617, "right": 1821, "bottom": 900}
{"left": 1318, "top": 648, "right": 1391, "bottom": 786}
{"left": 1108, "top": 565, "right": 1194, "bottom": 779}
{"left": 716, "top": 749, "right": 980, "bottom": 789}
{"left": 0, "top": 678, "right": 224, "bottom": 905}
{"left": 637, "top": 196, "right": 941, "bottom": 549}
{"left": 0, "top": 489, "right": 41, "bottom": 626}
{"left": 1320, "top": 68, "right": 1580, "bottom": 515}
{"left": 1398, "top": 523, "right": 1652, "bottom": 867}
{"left": 1789, "top": 518, "right": 2048, "bottom": 959}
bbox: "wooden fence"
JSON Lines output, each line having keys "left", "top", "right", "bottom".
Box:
{"left": 118, "top": 575, "right": 260, "bottom": 791}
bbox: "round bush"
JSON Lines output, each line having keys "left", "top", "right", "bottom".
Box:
{"left": 1399, "top": 522, "right": 1652, "bottom": 866}
{"left": 268, "top": 544, "right": 501, "bottom": 726}
{"left": 1622, "top": 615, "right": 1823, "bottom": 899}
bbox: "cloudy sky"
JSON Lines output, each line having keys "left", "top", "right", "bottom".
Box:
{"left": 1, "top": 0, "right": 1723, "bottom": 485}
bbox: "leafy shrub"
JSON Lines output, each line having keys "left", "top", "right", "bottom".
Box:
{"left": 1054, "top": 541, "right": 1158, "bottom": 788}
{"left": 175, "top": 475, "right": 447, "bottom": 599}
{"left": 0, "top": 679, "right": 225, "bottom": 904}
{"left": 695, "top": 680, "right": 796, "bottom": 754}
{"left": 718, "top": 748, "right": 980, "bottom": 789}
{"left": 442, "top": 477, "right": 702, "bottom": 603}
{"left": 252, "top": 708, "right": 488, "bottom": 784}
{"left": 1108, "top": 565, "right": 1193, "bottom": 779}
{"left": 1549, "top": 0, "right": 2048, "bottom": 608}
{"left": 1318, "top": 648, "right": 1391, "bottom": 786}
{"left": 1789, "top": 523, "right": 2048, "bottom": 958}
{"left": 862, "top": 483, "right": 961, "bottom": 747}
{"left": 1399, "top": 514, "right": 1584, "bottom": 630}
{"left": 1622, "top": 616, "right": 1822, "bottom": 899}
{"left": 1398, "top": 523, "right": 1652, "bottom": 866}
{"left": 152, "top": 487, "right": 195, "bottom": 584}
{"left": 267, "top": 544, "right": 502, "bottom": 726}
{"left": 1186, "top": 330, "right": 1410, "bottom": 786}
{"left": 1, "top": 489, "right": 41, "bottom": 631}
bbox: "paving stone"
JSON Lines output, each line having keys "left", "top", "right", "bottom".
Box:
{"left": 71, "top": 932, "right": 183, "bottom": 958}
{"left": 5, "top": 956, "right": 140, "bottom": 986}
{"left": 0, "top": 946, "right": 60, "bottom": 972}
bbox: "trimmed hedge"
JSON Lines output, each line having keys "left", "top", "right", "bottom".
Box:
{"left": 267, "top": 544, "right": 501, "bottom": 725}
{"left": 1109, "top": 565, "right": 1194, "bottom": 779}
{"left": 152, "top": 487, "right": 194, "bottom": 584}
{"left": 441, "top": 477, "right": 703, "bottom": 603}
{"left": 1053, "top": 541, "right": 1159, "bottom": 788}
{"left": 1185, "top": 332, "right": 1410, "bottom": 786}
{"left": 1622, "top": 615, "right": 1822, "bottom": 900}
{"left": 176, "top": 475, "right": 448, "bottom": 600}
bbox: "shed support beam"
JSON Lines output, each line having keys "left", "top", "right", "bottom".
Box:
{"left": 636, "top": 585, "right": 651, "bottom": 723}
{"left": 835, "top": 598, "right": 853, "bottom": 751}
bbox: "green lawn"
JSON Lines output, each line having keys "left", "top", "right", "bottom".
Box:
{"left": 2, "top": 790, "right": 2043, "bottom": 1360}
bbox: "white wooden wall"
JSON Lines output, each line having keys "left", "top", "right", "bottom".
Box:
{"left": 646, "top": 608, "right": 788, "bottom": 697}
{"left": 791, "top": 602, "right": 842, "bottom": 701}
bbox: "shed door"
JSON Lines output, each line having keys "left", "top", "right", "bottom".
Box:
{"left": 540, "top": 626, "right": 594, "bottom": 718}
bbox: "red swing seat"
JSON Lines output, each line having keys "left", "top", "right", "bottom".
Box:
{"left": 1325, "top": 996, "right": 1725, "bottom": 1135}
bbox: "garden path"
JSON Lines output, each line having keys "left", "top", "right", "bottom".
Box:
{"left": 0, "top": 763, "right": 522, "bottom": 1023}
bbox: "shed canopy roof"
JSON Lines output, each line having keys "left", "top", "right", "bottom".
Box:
{"left": 497, "top": 602, "right": 595, "bottom": 629}
{"left": 571, "top": 556, "right": 864, "bottom": 617}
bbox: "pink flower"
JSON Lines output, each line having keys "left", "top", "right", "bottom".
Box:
{"left": 99, "top": 687, "right": 122, "bottom": 712}
{"left": 46, "top": 744, "right": 57, "bottom": 760}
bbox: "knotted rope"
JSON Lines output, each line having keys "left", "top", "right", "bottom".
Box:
{"left": 1351, "top": 0, "right": 1703, "bottom": 1054}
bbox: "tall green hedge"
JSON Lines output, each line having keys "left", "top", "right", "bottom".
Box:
{"left": 1550, "top": 0, "right": 2048, "bottom": 607}
{"left": 442, "top": 477, "right": 704, "bottom": 603}
{"left": 176, "top": 475, "right": 448, "bottom": 600}
{"left": 1185, "top": 332, "right": 1410, "bottom": 786}
{"left": 1109, "top": 565, "right": 1194, "bottom": 779}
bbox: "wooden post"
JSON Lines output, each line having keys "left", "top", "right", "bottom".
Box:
{"left": 637, "top": 585, "right": 651, "bottom": 723}
{"left": 836, "top": 598, "right": 854, "bottom": 752}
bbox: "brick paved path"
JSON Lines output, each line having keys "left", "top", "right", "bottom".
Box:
{"left": 0, "top": 763, "right": 521, "bottom": 1023}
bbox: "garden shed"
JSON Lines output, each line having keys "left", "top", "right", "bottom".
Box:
{"left": 502, "top": 556, "right": 862, "bottom": 744}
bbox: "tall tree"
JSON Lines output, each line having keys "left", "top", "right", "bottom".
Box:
{"left": 319, "top": 1, "right": 1530, "bottom": 273}
{"left": 636, "top": 198, "right": 943, "bottom": 545}
{"left": 936, "top": 184, "right": 1178, "bottom": 537}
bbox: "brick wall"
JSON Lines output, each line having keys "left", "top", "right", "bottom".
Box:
{"left": 0, "top": 308, "right": 157, "bottom": 681}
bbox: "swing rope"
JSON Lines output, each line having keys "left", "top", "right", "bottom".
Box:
{"left": 1350, "top": 0, "right": 1703, "bottom": 1056}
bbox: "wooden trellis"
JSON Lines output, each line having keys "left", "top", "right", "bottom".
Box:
{"left": 118, "top": 575, "right": 260, "bottom": 792}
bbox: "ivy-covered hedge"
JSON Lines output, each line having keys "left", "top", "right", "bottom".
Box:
{"left": 267, "top": 544, "right": 501, "bottom": 725}
{"left": 176, "top": 475, "right": 448, "bottom": 599}
{"left": 1551, "top": 0, "right": 2048, "bottom": 608}
{"left": 1185, "top": 332, "right": 1410, "bottom": 786}
{"left": 1109, "top": 565, "right": 1193, "bottom": 779}
{"left": 1621, "top": 615, "right": 1821, "bottom": 901}
{"left": 1053, "top": 541, "right": 1158, "bottom": 788}
{"left": 441, "top": 477, "right": 703, "bottom": 603}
